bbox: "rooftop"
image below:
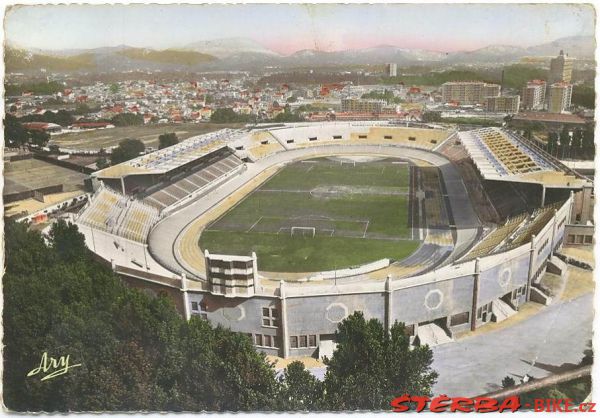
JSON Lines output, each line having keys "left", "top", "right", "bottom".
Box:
{"left": 513, "top": 112, "right": 586, "bottom": 124}
{"left": 459, "top": 127, "right": 590, "bottom": 187}
{"left": 93, "top": 128, "right": 245, "bottom": 179}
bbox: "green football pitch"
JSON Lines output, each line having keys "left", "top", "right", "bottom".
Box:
{"left": 200, "top": 157, "right": 419, "bottom": 272}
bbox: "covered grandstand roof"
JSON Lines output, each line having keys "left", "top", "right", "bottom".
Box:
{"left": 458, "top": 127, "right": 590, "bottom": 187}
{"left": 93, "top": 128, "right": 245, "bottom": 178}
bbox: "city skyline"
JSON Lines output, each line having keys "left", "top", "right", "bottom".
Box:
{"left": 5, "top": 3, "right": 595, "bottom": 54}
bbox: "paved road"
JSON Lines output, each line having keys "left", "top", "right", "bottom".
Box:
{"left": 431, "top": 293, "right": 593, "bottom": 396}
{"left": 148, "top": 144, "right": 482, "bottom": 280}
{"left": 303, "top": 294, "right": 593, "bottom": 395}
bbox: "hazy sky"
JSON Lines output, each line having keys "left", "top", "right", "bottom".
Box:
{"left": 4, "top": 3, "right": 596, "bottom": 54}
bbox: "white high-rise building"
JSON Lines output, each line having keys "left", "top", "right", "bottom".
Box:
{"left": 386, "top": 63, "right": 397, "bottom": 77}
{"left": 521, "top": 80, "right": 546, "bottom": 110}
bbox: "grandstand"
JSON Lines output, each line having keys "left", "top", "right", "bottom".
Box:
{"left": 459, "top": 128, "right": 587, "bottom": 187}
{"left": 504, "top": 202, "right": 563, "bottom": 250}
{"left": 462, "top": 201, "right": 564, "bottom": 261}
{"left": 92, "top": 129, "right": 244, "bottom": 187}
{"left": 260, "top": 123, "right": 452, "bottom": 150}
{"left": 140, "top": 150, "right": 244, "bottom": 210}
{"left": 76, "top": 186, "right": 160, "bottom": 243}
{"left": 230, "top": 130, "right": 286, "bottom": 161}
{"left": 463, "top": 213, "right": 528, "bottom": 261}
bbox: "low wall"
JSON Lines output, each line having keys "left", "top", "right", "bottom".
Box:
{"left": 33, "top": 153, "right": 95, "bottom": 174}
{"left": 4, "top": 184, "right": 64, "bottom": 204}
{"left": 306, "top": 259, "right": 390, "bottom": 281}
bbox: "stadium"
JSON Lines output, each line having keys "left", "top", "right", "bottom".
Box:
{"left": 72, "top": 121, "right": 593, "bottom": 358}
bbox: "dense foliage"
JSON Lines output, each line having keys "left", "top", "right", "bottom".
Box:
{"left": 3, "top": 114, "right": 51, "bottom": 147}
{"left": 3, "top": 220, "right": 438, "bottom": 412}
{"left": 572, "top": 85, "right": 595, "bottom": 109}
{"left": 19, "top": 109, "right": 75, "bottom": 127}
{"left": 323, "top": 312, "right": 438, "bottom": 410}
{"left": 158, "top": 132, "right": 180, "bottom": 149}
{"left": 110, "top": 138, "right": 145, "bottom": 164}
{"left": 5, "top": 81, "right": 65, "bottom": 96}
{"left": 210, "top": 108, "right": 253, "bottom": 124}
{"left": 546, "top": 124, "right": 595, "bottom": 160}
{"left": 2, "top": 220, "right": 280, "bottom": 412}
{"left": 381, "top": 65, "right": 547, "bottom": 90}
{"left": 362, "top": 89, "right": 403, "bottom": 104}
{"left": 110, "top": 113, "right": 144, "bottom": 127}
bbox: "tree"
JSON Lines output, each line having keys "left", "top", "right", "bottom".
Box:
{"left": 502, "top": 376, "right": 516, "bottom": 388}
{"left": 3, "top": 219, "right": 281, "bottom": 412}
{"left": 582, "top": 123, "right": 595, "bottom": 160}
{"left": 570, "top": 129, "right": 584, "bottom": 159}
{"left": 43, "top": 109, "right": 74, "bottom": 127}
{"left": 29, "top": 130, "right": 51, "bottom": 147}
{"left": 48, "top": 219, "right": 88, "bottom": 262}
{"left": 271, "top": 107, "right": 304, "bottom": 123}
{"left": 571, "top": 85, "right": 595, "bottom": 109}
{"left": 546, "top": 132, "right": 559, "bottom": 156}
{"left": 323, "top": 312, "right": 437, "bottom": 410}
{"left": 421, "top": 111, "right": 442, "bottom": 123}
{"left": 95, "top": 156, "right": 109, "bottom": 169}
{"left": 277, "top": 361, "right": 323, "bottom": 410}
{"left": 4, "top": 113, "right": 30, "bottom": 147}
{"left": 559, "top": 126, "right": 572, "bottom": 159}
{"left": 158, "top": 132, "right": 179, "bottom": 149}
{"left": 210, "top": 108, "right": 252, "bottom": 124}
{"left": 110, "top": 83, "right": 120, "bottom": 94}
{"left": 74, "top": 103, "right": 92, "bottom": 115}
{"left": 111, "top": 138, "right": 145, "bottom": 164}
{"left": 110, "top": 113, "right": 143, "bottom": 127}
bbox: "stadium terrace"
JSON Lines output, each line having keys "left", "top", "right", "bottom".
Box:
{"left": 70, "top": 121, "right": 593, "bottom": 358}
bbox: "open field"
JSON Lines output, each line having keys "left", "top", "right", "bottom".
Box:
{"left": 49, "top": 122, "right": 243, "bottom": 151}
{"left": 3, "top": 158, "right": 87, "bottom": 194}
{"left": 200, "top": 157, "right": 419, "bottom": 272}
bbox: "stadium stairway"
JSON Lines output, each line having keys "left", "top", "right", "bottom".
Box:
{"left": 416, "top": 323, "right": 453, "bottom": 347}
{"left": 491, "top": 299, "right": 517, "bottom": 323}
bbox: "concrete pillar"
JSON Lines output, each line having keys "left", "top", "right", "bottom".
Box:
{"left": 550, "top": 209, "right": 558, "bottom": 253}
{"left": 470, "top": 258, "right": 480, "bottom": 332}
{"left": 251, "top": 252, "right": 259, "bottom": 292}
{"left": 120, "top": 177, "right": 126, "bottom": 195}
{"left": 526, "top": 234, "right": 537, "bottom": 302}
{"left": 569, "top": 190, "right": 575, "bottom": 223}
{"left": 110, "top": 258, "right": 116, "bottom": 271}
{"left": 581, "top": 186, "right": 593, "bottom": 223}
{"left": 204, "top": 249, "right": 211, "bottom": 284}
{"left": 181, "top": 273, "right": 191, "bottom": 321}
{"left": 385, "top": 275, "right": 393, "bottom": 334}
{"left": 540, "top": 185, "right": 546, "bottom": 207}
{"left": 279, "top": 280, "right": 289, "bottom": 358}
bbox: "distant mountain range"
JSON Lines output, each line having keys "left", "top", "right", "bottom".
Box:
{"left": 5, "top": 35, "right": 595, "bottom": 74}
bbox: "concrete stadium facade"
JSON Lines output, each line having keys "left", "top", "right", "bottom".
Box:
{"left": 74, "top": 122, "right": 574, "bottom": 358}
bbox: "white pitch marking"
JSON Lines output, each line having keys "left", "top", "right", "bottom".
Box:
{"left": 246, "top": 216, "right": 263, "bottom": 233}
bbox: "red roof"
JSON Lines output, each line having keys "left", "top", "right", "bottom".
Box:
{"left": 22, "top": 122, "right": 50, "bottom": 131}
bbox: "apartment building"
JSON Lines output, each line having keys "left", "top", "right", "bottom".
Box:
{"left": 547, "top": 82, "right": 573, "bottom": 113}
{"left": 521, "top": 80, "right": 546, "bottom": 110}
{"left": 341, "top": 98, "right": 385, "bottom": 113}
{"left": 485, "top": 95, "right": 521, "bottom": 113}
{"left": 441, "top": 82, "right": 501, "bottom": 105}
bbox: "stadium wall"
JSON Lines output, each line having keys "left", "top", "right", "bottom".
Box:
{"left": 76, "top": 222, "right": 177, "bottom": 278}
{"left": 179, "top": 197, "right": 571, "bottom": 358}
